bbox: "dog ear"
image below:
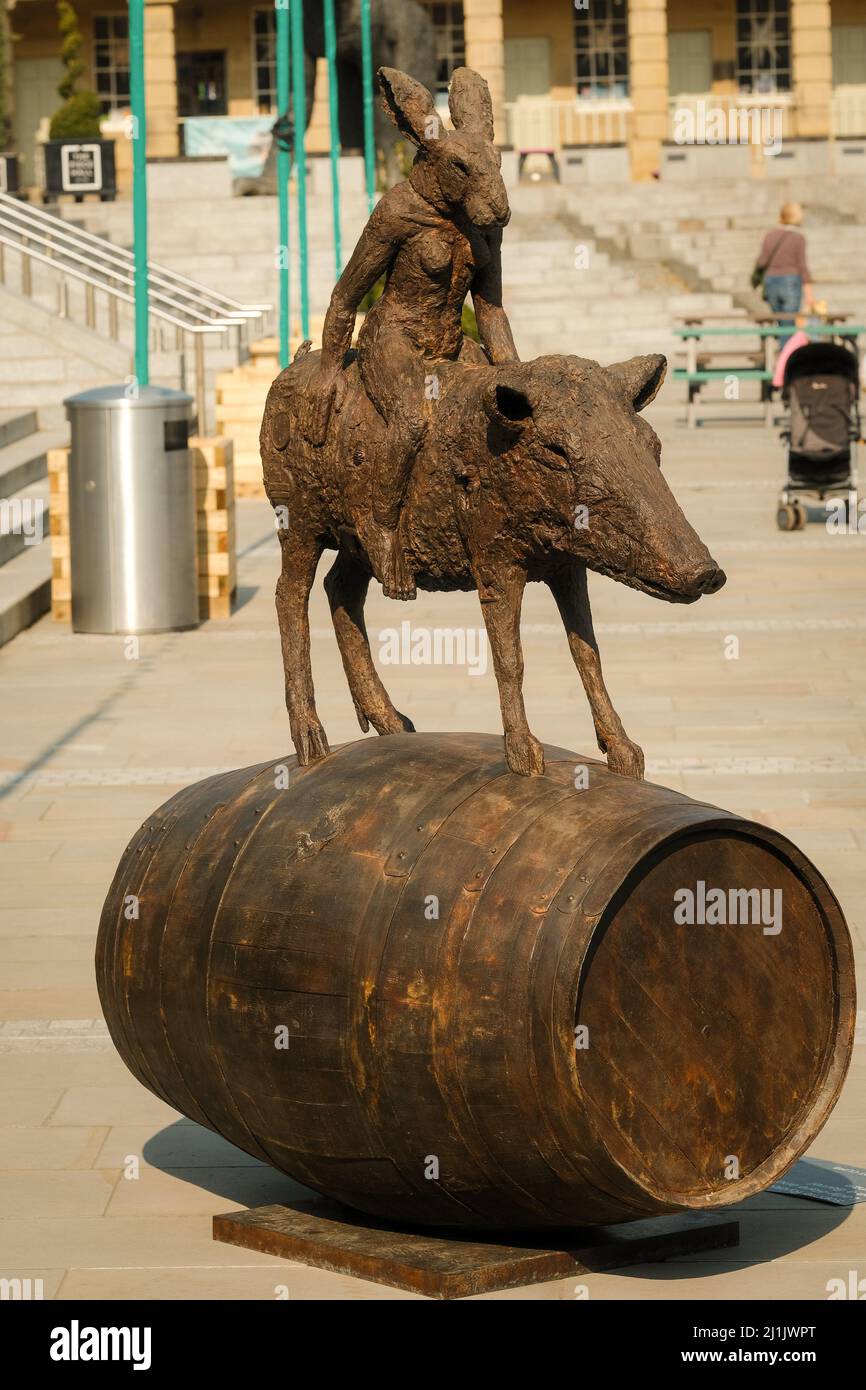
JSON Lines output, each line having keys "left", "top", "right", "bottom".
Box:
{"left": 448, "top": 67, "right": 495, "bottom": 142}
{"left": 606, "top": 355, "right": 667, "bottom": 411}
{"left": 482, "top": 379, "right": 534, "bottom": 436}
{"left": 378, "top": 66, "right": 442, "bottom": 148}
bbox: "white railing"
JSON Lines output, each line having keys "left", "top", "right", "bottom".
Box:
{"left": 505, "top": 97, "right": 632, "bottom": 152}
{"left": 831, "top": 85, "right": 866, "bottom": 138}
{"left": 0, "top": 191, "right": 272, "bottom": 431}
{"left": 507, "top": 88, "right": 866, "bottom": 156}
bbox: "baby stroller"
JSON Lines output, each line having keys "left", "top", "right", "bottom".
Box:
{"left": 777, "top": 341, "right": 860, "bottom": 530}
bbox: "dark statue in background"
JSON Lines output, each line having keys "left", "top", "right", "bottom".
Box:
{"left": 261, "top": 66, "right": 727, "bottom": 778}
{"left": 242, "top": 0, "right": 437, "bottom": 193}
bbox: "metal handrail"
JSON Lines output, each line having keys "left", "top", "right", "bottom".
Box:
{"left": 0, "top": 233, "right": 237, "bottom": 330}
{"left": 0, "top": 192, "right": 272, "bottom": 433}
{"left": 0, "top": 191, "right": 270, "bottom": 323}
{"left": 0, "top": 219, "right": 244, "bottom": 330}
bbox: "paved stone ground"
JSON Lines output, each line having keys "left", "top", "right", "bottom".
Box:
{"left": 0, "top": 408, "right": 863, "bottom": 1301}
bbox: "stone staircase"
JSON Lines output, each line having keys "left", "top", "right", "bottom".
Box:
{"left": 561, "top": 177, "right": 866, "bottom": 325}
{"left": 0, "top": 283, "right": 131, "bottom": 431}
{"left": 0, "top": 409, "right": 67, "bottom": 647}
{"left": 0, "top": 279, "right": 244, "bottom": 434}
{"left": 62, "top": 179, "right": 744, "bottom": 408}
{"left": 8, "top": 166, "right": 858, "bottom": 513}
{"left": 504, "top": 184, "right": 744, "bottom": 367}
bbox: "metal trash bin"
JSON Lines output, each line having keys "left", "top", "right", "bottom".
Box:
{"left": 65, "top": 384, "right": 199, "bottom": 634}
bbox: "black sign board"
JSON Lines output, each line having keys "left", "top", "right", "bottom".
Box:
{"left": 61, "top": 143, "right": 103, "bottom": 192}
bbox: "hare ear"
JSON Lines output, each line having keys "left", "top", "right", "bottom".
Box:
{"left": 378, "top": 66, "right": 442, "bottom": 148}
{"left": 448, "top": 67, "right": 495, "bottom": 142}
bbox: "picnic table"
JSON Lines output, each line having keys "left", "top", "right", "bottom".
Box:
{"left": 672, "top": 320, "right": 865, "bottom": 428}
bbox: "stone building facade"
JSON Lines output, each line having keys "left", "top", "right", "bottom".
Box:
{"left": 3, "top": 0, "right": 865, "bottom": 187}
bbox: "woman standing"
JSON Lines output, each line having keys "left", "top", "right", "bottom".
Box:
{"left": 755, "top": 202, "right": 815, "bottom": 325}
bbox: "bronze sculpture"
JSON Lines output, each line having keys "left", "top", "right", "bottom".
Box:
{"left": 96, "top": 70, "right": 856, "bottom": 1285}
{"left": 262, "top": 65, "right": 726, "bottom": 778}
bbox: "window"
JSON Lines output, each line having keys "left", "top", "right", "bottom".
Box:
{"left": 177, "top": 52, "right": 228, "bottom": 118}
{"left": 420, "top": 3, "right": 466, "bottom": 95}
{"left": 252, "top": 7, "right": 277, "bottom": 113}
{"left": 573, "top": 0, "right": 629, "bottom": 100}
{"left": 92, "top": 13, "right": 130, "bottom": 113}
{"left": 736, "top": 0, "right": 791, "bottom": 93}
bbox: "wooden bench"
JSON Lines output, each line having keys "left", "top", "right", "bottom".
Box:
{"left": 674, "top": 324, "right": 774, "bottom": 428}
{"left": 672, "top": 322, "right": 865, "bottom": 429}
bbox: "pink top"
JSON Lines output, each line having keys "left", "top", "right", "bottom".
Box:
{"left": 773, "top": 330, "right": 810, "bottom": 388}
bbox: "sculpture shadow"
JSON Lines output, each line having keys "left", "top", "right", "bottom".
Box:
{"left": 144, "top": 1122, "right": 854, "bottom": 1281}
{"left": 142, "top": 1120, "right": 318, "bottom": 1209}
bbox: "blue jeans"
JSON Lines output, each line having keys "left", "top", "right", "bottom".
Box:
{"left": 764, "top": 273, "right": 802, "bottom": 330}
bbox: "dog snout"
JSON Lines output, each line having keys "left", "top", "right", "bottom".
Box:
{"left": 692, "top": 564, "right": 726, "bottom": 595}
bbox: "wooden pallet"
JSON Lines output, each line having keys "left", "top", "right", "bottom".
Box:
{"left": 191, "top": 435, "right": 237, "bottom": 621}
{"left": 48, "top": 447, "right": 71, "bottom": 622}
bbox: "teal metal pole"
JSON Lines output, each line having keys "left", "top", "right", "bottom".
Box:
{"left": 276, "top": 1, "right": 291, "bottom": 369}
{"left": 290, "top": 0, "right": 310, "bottom": 339}
{"left": 323, "top": 0, "right": 342, "bottom": 276}
{"left": 360, "top": 0, "right": 375, "bottom": 214}
{"left": 129, "top": 0, "right": 149, "bottom": 386}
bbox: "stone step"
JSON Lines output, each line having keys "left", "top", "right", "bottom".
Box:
{"left": 0, "top": 477, "right": 49, "bottom": 568}
{"left": 0, "top": 429, "right": 66, "bottom": 497}
{"left": 0, "top": 409, "right": 38, "bottom": 450}
{"left": 0, "top": 533, "right": 51, "bottom": 648}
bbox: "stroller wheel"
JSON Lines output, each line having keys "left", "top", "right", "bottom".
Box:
{"left": 793, "top": 502, "right": 808, "bottom": 530}
{"left": 776, "top": 503, "right": 797, "bottom": 531}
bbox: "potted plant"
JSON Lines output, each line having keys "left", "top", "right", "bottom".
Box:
{"left": 0, "top": 0, "right": 19, "bottom": 195}
{"left": 42, "top": 1, "right": 116, "bottom": 202}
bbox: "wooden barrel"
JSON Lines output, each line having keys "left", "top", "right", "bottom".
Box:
{"left": 96, "top": 733, "right": 855, "bottom": 1230}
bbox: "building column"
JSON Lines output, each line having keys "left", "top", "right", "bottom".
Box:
{"left": 628, "top": 0, "right": 669, "bottom": 181}
{"left": 144, "top": 0, "right": 179, "bottom": 157}
{"left": 791, "top": 0, "right": 832, "bottom": 138}
{"left": 463, "top": 0, "right": 506, "bottom": 142}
